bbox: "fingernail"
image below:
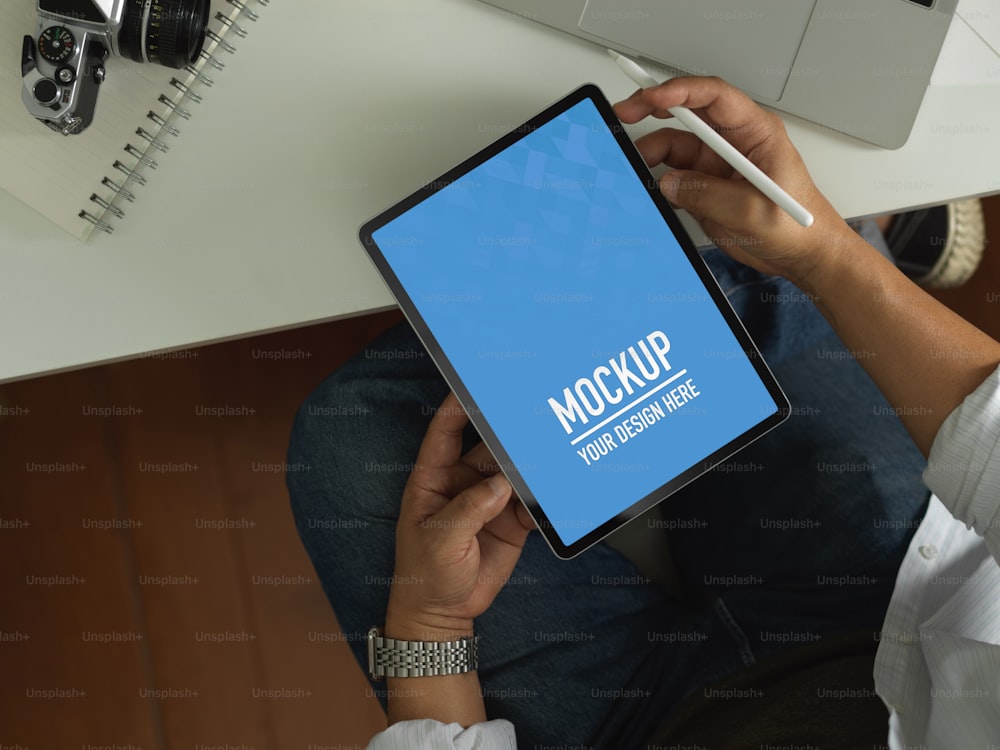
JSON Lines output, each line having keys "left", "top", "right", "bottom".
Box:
{"left": 487, "top": 474, "right": 510, "bottom": 496}
{"left": 662, "top": 172, "right": 680, "bottom": 201}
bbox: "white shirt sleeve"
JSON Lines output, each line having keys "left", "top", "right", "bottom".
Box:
{"left": 912, "top": 364, "right": 1000, "bottom": 748}
{"left": 366, "top": 719, "right": 517, "bottom": 750}
{"left": 922, "top": 364, "right": 1000, "bottom": 564}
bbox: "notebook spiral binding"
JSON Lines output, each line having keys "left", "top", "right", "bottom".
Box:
{"left": 79, "top": 0, "right": 267, "bottom": 235}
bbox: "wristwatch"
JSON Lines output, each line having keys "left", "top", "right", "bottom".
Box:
{"left": 367, "top": 626, "right": 479, "bottom": 680}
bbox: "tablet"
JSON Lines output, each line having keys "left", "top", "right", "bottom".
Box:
{"left": 359, "top": 84, "right": 790, "bottom": 559}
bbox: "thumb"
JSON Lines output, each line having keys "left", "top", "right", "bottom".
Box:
{"left": 432, "top": 474, "right": 513, "bottom": 544}
{"left": 515, "top": 499, "right": 537, "bottom": 530}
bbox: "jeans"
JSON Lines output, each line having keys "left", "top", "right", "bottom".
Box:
{"left": 286, "top": 224, "right": 929, "bottom": 749}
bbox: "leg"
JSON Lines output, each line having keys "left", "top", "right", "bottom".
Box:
{"left": 286, "top": 324, "right": 754, "bottom": 748}
{"left": 287, "top": 224, "right": 929, "bottom": 747}
{"left": 661, "top": 238, "right": 930, "bottom": 661}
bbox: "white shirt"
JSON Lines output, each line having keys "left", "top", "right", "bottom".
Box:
{"left": 369, "top": 366, "right": 1000, "bottom": 750}
{"left": 876, "top": 365, "right": 1000, "bottom": 747}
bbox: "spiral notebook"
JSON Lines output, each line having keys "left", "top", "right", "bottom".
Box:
{"left": 0, "top": 0, "right": 266, "bottom": 240}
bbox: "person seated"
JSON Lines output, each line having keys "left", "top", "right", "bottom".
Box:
{"left": 286, "top": 76, "right": 1000, "bottom": 749}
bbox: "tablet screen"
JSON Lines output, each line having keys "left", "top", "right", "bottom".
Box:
{"left": 361, "top": 85, "right": 788, "bottom": 558}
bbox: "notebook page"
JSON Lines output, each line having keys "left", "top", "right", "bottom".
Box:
{"left": 0, "top": 0, "right": 238, "bottom": 240}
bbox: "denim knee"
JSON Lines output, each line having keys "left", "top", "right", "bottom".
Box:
{"left": 285, "top": 324, "right": 445, "bottom": 528}
{"left": 284, "top": 325, "right": 451, "bottom": 641}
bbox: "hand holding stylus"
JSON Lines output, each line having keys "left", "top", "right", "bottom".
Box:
{"left": 611, "top": 70, "right": 856, "bottom": 285}
{"left": 608, "top": 51, "right": 813, "bottom": 228}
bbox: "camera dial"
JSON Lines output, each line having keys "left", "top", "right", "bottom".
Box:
{"left": 38, "top": 26, "right": 75, "bottom": 64}
{"left": 21, "top": 0, "right": 210, "bottom": 135}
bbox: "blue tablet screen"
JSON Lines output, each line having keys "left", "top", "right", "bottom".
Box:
{"left": 371, "top": 96, "right": 780, "bottom": 548}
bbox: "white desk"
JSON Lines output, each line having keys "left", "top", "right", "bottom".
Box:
{"left": 2, "top": 0, "right": 999, "bottom": 384}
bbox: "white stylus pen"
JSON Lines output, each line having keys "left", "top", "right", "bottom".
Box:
{"left": 607, "top": 49, "right": 814, "bottom": 228}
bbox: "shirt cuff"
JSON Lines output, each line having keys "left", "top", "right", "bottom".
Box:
{"left": 367, "top": 719, "right": 517, "bottom": 750}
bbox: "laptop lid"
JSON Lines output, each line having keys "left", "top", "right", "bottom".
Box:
{"left": 479, "top": 0, "right": 958, "bottom": 148}
{"left": 579, "top": 0, "right": 817, "bottom": 102}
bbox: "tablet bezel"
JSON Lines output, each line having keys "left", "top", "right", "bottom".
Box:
{"left": 359, "top": 83, "right": 790, "bottom": 558}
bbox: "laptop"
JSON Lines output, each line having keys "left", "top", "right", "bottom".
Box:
{"left": 479, "top": 0, "right": 958, "bottom": 149}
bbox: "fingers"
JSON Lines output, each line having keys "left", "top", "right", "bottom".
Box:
{"left": 481, "top": 497, "right": 536, "bottom": 550}
{"left": 432, "top": 474, "right": 514, "bottom": 546}
{"left": 486, "top": 497, "right": 536, "bottom": 537}
{"left": 445, "top": 443, "right": 521, "bottom": 502}
{"left": 414, "top": 392, "right": 468, "bottom": 472}
{"left": 634, "top": 128, "right": 734, "bottom": 178}
{"left": 514, "top": 499, "right": 536, "bottom": 531}
{"left": 417, "top": 397, "right": 502, "bottom": 477}
{"left": 614, "top": 77, "right": 775, "bottom": 142}
{"left": 476, "top": 500, "right": 535, "bottom": 583}
{"left": 409, "top": 399, "right": 520, "bottom": 515}
{"left": 460, "top": 441, "right": 500, "bottom": 475}
{"left": 404, "top": 393, "right": 474, "bottom": 517}
{"left": 660, "top": 169, "right": 783, "bottom": 230}
{"left": 459, "top": 443, "right": 525, "bottom": 506}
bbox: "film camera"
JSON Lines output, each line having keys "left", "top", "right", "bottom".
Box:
{"left": 21, "top": 0, "right": 210, "bottom": 135}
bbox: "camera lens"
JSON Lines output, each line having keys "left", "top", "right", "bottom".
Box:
{"left": 119, "top": 0, "right": 210, "bottom": 69}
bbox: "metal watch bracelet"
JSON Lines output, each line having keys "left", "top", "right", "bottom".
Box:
{"left": 367, "top": 626, "right": 479, "bottom": 680}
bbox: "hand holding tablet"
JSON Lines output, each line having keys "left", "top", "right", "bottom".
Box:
{"left": 386, "top": 392, "right": 534, "bottom": 642}
{"left": 360, "top": 83, "right": 790, "bottom": 557}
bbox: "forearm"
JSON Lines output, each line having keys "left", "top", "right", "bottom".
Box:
{"left": 386, "top": 671, "right": 487, "bottom": 727}
{"left": 793, "top": 231, "right": 1000, "bottom": 456}
{"left": 612, "top": 76, "right": 1000, "bottom": 456}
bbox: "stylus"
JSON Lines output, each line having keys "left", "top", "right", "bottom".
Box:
{"left": 607, "top": 50, "right": 815, "bottom": 228}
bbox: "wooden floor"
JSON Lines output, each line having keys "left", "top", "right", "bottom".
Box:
{"left": 1, "top": 196, "right": 998, "bottom": 749}
{"left": 0, "top": 309, "right": 403, "bottom": 750}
